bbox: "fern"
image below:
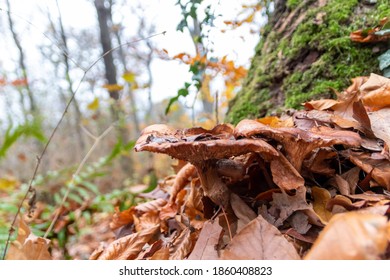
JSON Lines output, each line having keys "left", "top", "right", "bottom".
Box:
{"left": 0, "top": 121, "right": 46, "bottom": 159}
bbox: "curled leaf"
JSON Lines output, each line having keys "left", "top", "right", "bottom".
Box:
{"left": 97, "top": 224, "right": 160, "bottom": 260}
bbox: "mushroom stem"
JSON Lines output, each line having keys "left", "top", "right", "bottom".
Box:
{"left": 196, "top": 160, "right": 231, "bottom": 209}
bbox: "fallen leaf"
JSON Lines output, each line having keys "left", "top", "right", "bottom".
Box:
{"left": 368, "top": 108, "right": 390, "bottom": 148}
{"left": 97, "top": 224, "right": 160, "bottom": 260}
{"left": 135, "top": 198, "right": 167, "bottom": 213}
{"left": 6, "top": 217, "right": 51, "bottom": 260}
{"left": 170, "top": 163, "right": 197, "bottom": 203}
{"left": 305, "top": 212, "right": 388, "bottom": 259}
{"left": 288, "top": 211, "right": 312, "bottom": 234}
{"left": 360, "top": 73, "right": 390, "bottom": 109}
{"left": 110, "top": 206, "right": 135, "bottom": 230}
{"left": 270, "top": 151, "right": 305, "bottom": 191}
{"left": 150, "top": 245, "right": 170, "bottom": 260}
{"left": 344, "top": 151, "right": 390, "bottom": 190}
{"left": 221, "top": 215, "right": 300, "bottom": 260}
{"left": 169, "top": 228, "right": 194, "bottom": 260}
{"left": 187, "top": 219, "right": 223, "bottom": 260}
{"left": 311, "top": 187, "right": 333, "bottom": 223}
{"left": 230, "top": 193, "right": 257, "bottom": 233}
{"left": 303, "top": 148, "right": 337, "bottom": 176}
{"left": 269, "top": 186, "right": 311, "bottom": 226}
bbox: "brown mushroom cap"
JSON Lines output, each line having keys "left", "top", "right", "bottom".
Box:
{"left": 135, "top": 123, "right": 279, "bottom": 208}
{"left": 234, "top": 119, "right": 362, "bottom": 171}
{"left": 135, "top": 123, "right": 278, "bottom": 163}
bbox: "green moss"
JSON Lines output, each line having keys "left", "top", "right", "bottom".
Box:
{"left": 286, "top": 0, "right": 300, "bottom": 10}
{"left": 226, "top": 88, "right": 270, "bottom": 124}
{"left": 226, "top": 0, "right": 390, "bottom": 123}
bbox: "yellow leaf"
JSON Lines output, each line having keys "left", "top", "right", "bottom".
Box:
{"left": 102, "top": 84, "right": 124, "bottom": 92}
{"left": 0, "top": 176, "right": 19, "bottom": 191}
{"left": 122, "top": 72, "right": 136, "bottom": 83}
{"left": 257, "top": 116, "right": 282, "bottom": 127}
{"left": 87, "top": 97, "right": 99, "bottom": 111}
{"left": 312, "top": 186, "right": 333, "bottom": 223}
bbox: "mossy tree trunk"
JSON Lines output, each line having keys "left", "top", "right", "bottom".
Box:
{"left": 226, "top": 0, "right": 390, "bottom": 124}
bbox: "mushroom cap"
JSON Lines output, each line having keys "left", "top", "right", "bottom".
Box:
{"left": 234, "top": 119, "right": 362, "bottom": 171}
{"left": 135, "top": 123, "right": 278, "bottom": 163}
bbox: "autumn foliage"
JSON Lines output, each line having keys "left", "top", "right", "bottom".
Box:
{"left": 82, "top": 73, "right": 390, "bottom": 260}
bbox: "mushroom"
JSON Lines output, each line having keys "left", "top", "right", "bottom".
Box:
{"left": 234, "top": 119, "right": 362, "bottom": 172}
{"left": 135, "top": 123, "right": 278, "bottom": 209}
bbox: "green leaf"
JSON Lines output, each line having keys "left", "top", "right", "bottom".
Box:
{"left": 165, "top": 84, "right": 190, "bottom": 115}
{"left": 0, "top": 120, "right": 46, "bottom": 159}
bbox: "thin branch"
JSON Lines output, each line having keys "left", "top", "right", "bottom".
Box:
{"left": 0, "top": 6, "right": 166, "bottom": 257}
{"left": 43, "top": 125, "right": 114, "bottom": 239}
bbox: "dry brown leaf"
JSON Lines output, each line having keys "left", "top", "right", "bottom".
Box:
{"left": 160, "top": 202, "right": 178, "bottom": 220}
{"left": 303, "top": 148, "right": 337, "bottom": 176}
{"left": 150, "top": 245, "right": 170, "bottom": 260}
{"left": 305, "top": 212, "right": 389, "bottom": 259}
{"left": 110, "top": 206, "right": 135, "bottom": 230}
{"left": 134, "top": 210, "right": 161, "bottom": 232}
{"left": 187, "top": 219, "right": 223, "bottom": 260}
{"left": 311, "top": 187, "right": 333, "bottom": 223}
{"left": 344, "top": 151, "right": 390, "bottom": 190}
{"left": 170, "top": 163, "right": 197, "bottom": 203}
{"left": 135, "top": 198, "right": 167, "bottom": 213}
{"left": 270, "top": 151, "right": 305, "bottom": 191}
{"left": 97, "top": 224, "right": 160, "bottom": 260}
{"left": 6, "top": 217, "right": 51, "bottom": 260}
{"left": 288, "top": 211, "right": 312, "bottom": 234}
{"left": 169, "top": 228, "right": 194, "bottom": 260}
{"left": 184, "top": 179, "right": 206, "bottom": 230}
{"left": 303, "top": 99, "right": 339, "bottom": 111}
{"left": 269, "top": 186, "right": 311, "bottom": 226}
{"left": 221, "top": 215, "right": 300, "bottom": 260}
{"left": 368, "top": 108, "right": 390, "bottom": 148}
{"left": 230, "top": 193, "right": 257, "bottom": 233}
{"left": 360, "top": 74, "right": 390, "bottom": 109}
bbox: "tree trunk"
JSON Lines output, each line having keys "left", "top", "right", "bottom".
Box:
{"left": 94, "top": 0, "right": 133, "bottom": 175}
{"left": 94, "top": 0, "right": 119, "bottom": 103}
{"left": 226, "top": 0, "right": 390, "bottom": 124}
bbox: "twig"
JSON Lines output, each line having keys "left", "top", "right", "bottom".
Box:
{"left": 43, "top": 125, "right": 113, "bottom": 239}
{"left": 0, "top": 6, "right": 166, "bottom": 258}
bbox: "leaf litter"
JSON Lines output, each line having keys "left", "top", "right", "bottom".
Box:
{"left": 86, "top": 74, "right": 390, "bottom": 260}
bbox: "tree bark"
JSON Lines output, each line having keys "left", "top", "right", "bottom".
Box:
{"left": 94, "top": 0, "right": 119, "bottom": 102}
{"left": 226, "top": 0, "right": 390, "bottom": 124}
